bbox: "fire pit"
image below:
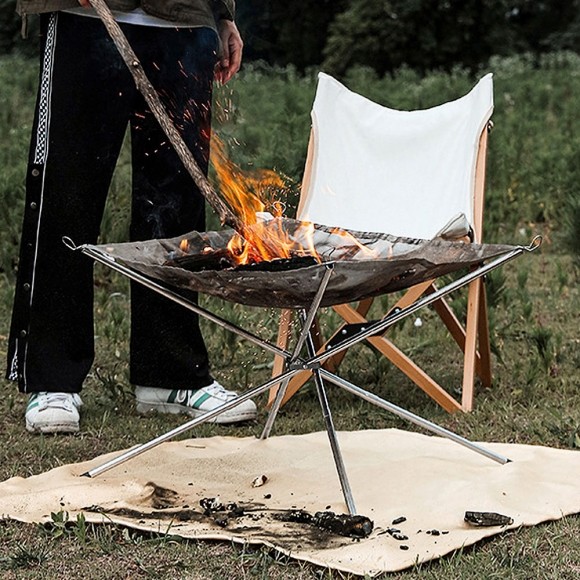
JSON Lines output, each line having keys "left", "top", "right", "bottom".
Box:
{"left": 87, "top": 217, "right": 516, "bottom": 309}
{"left": 70, "top": 221, "right": 540, "bottom": 516}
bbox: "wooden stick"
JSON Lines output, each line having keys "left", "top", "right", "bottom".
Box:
{"left": 88, "top": 0, "right": 242, "bottom": 231}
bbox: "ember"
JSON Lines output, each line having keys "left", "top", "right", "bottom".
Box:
{"left": 167, "top": 249, "right": 318, "bottom": 273}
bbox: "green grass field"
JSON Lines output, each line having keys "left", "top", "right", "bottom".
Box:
{"left": 0, "top": 53, "right": 579, "bottom": 578}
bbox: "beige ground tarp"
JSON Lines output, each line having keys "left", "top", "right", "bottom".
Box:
{"left": 1, "top": 429, "right": 579, "bottom": 576}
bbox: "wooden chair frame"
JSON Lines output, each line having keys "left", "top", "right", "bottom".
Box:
{"left": 269, "top": 123, "right": 492, "bottom": 413}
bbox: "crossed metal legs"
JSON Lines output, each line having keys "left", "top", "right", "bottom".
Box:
{"left": 77, "top": 242, "right": 540, "bottom": 513}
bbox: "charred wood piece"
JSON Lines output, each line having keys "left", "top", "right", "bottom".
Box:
{"left": 199, "top": 497, "right": 223, "bottom": 515}
{"left": 464, "top": 511, "right": 514, "bottom": 527}
{"left": 277, "top": 509, "right": 374, "bottom": 538}
{"left": 234, "top": 256, "right": 318, "bottom": 272}
{"left": 166, "top": 249, "right": 235, "bottom": 271}
{"left": 166, "top": 252, "right": 318, "bottom": 273}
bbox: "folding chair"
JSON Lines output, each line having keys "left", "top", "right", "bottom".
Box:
{"left": 270, "top": 73, "right": 497, "bottom": 413}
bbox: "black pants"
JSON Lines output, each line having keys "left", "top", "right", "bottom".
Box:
{"left": 6, "top": 12, "right": 217, "bottom": 393}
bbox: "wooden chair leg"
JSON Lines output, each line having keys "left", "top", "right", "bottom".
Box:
{"left": 477, "top": 285, "right": 492, "bottom": 389}
{"left": 461, "top": 278, "right": 481, "bottom": 411}
{"left": 428, "top": 287, "right": 484, "bottom": 380}
{"left": 268, "top": 309, "right": 293, "bottom": 407}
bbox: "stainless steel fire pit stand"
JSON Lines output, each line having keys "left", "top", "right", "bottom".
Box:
{"left": 75, "top": 239, "right": 542, "bottom": 514}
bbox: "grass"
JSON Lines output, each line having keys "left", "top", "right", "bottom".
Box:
{"left": 0, "top": 53, "right": 579, "bottom": 578}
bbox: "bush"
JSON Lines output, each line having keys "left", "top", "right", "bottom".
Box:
{"left": 322, "top": 0, "right": 580, "bottom": 77}
{"left": 0, "top": 1, "right": 39, "bottom": 57}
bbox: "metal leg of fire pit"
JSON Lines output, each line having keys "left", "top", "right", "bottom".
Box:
{"left": 304, "top": 313, "right": 357, "bottom": 515}
{"left": 261, "top": 264, "right": 335, "bottom": 440}
{"left": 319, "top": 369, "right": 510, "bottom": 465}
{"left": 84, "top": 368, "right": 302, "bottom": 478}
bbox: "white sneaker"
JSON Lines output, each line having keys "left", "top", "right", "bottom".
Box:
{"left": 135, "top": 381, "right": 257, "bottom": 424}
{"left": 25, "top": 392, "right": 83, "bottom": 434}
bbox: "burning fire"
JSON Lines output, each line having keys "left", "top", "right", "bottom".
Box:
{"left": 178, "top": 136, "right": 380, "bottom": 267}
{"left": 206, "top": 136, "right": 321, "bottom": 265}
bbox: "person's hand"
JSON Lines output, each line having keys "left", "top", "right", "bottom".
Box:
{"left": 215, "top": 20, "right": 243, "bottom": 85}
{"left": 77, "top": 0, "right": 91, "bottom": 6}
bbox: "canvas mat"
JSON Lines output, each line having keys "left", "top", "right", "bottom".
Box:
{"left": 1, "top": 428, "right": 579, "bottom": 576}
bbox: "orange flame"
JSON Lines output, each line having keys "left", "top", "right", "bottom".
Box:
{"left": 177, "top": 136, "right": 382, "bottom": 267}
{"left": 210, "top": 137, "right": 321, "bottom": 265}
{"left": 328, "top": 228, "right": 381, "bottom": 260}
{"left": 211, "top": 136, "right": 285, "bottom": 226}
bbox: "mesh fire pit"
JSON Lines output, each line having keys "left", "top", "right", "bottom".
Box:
{"left": 68, "top": 221, "right": 540, "bottom": 514}
{"left": 78, "top": 217, "right": 518, "bottom": 309}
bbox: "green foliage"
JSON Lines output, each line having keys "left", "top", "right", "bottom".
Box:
{"left": 323, "top": 0, "right": 509, "bottom": 76}
{"left": 43, "top": 511, "right": 88, "bottom": 545}
{"left": 323, "top": 0, "right": 580, "bottom": 77}
{"left": 236, "top": 0, "right": 349, "bottom": 70}
{"left": 510, "top": 0, "right": 580, "bottom": 53}
{"left": 0, "top": 55, "right": 37, "bottom": 279}
{"left": 2, "top": 0, "right": 580, "bottom": 76}
{"left": 484, "top": 52, "right": 580, "bottom": 243}
{"left": 0, "top": 1, "right": 39, "bottom": 57}
{"left": 3, "top": 541, "right": 51, "bottom": 570}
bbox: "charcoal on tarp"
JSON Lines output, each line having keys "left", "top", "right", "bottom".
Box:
{"left": 277, "top": 509, "right": 374, "bottom": 538}
{"left": 464, "top": 511, "right": 514, "bottom": 527}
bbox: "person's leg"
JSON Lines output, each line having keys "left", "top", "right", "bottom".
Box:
{"left": 126, "top": 25, "right": 256, "bottom": 423}
{"left": 127, "top": 25, "right": 216, "bottom": 390}
{"left": 6, "top": 12, "right": 134, "bottom": 429}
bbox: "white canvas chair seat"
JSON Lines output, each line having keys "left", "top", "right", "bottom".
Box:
{"left": 299, "top": 72, "right": 493, "bottom": 240}
{"left": 271, "top": 73, "right": 495, "bottom": 412}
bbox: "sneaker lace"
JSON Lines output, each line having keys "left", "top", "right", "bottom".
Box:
{"left": 204, "top": 381, "right": 237, "bottom": 401}
{"left": 38, "top": 392, "right": 83, "bottom": 410}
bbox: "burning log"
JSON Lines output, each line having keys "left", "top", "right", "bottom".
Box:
{"left": 166, "top": 249, "right": 318, "bottom": 273}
